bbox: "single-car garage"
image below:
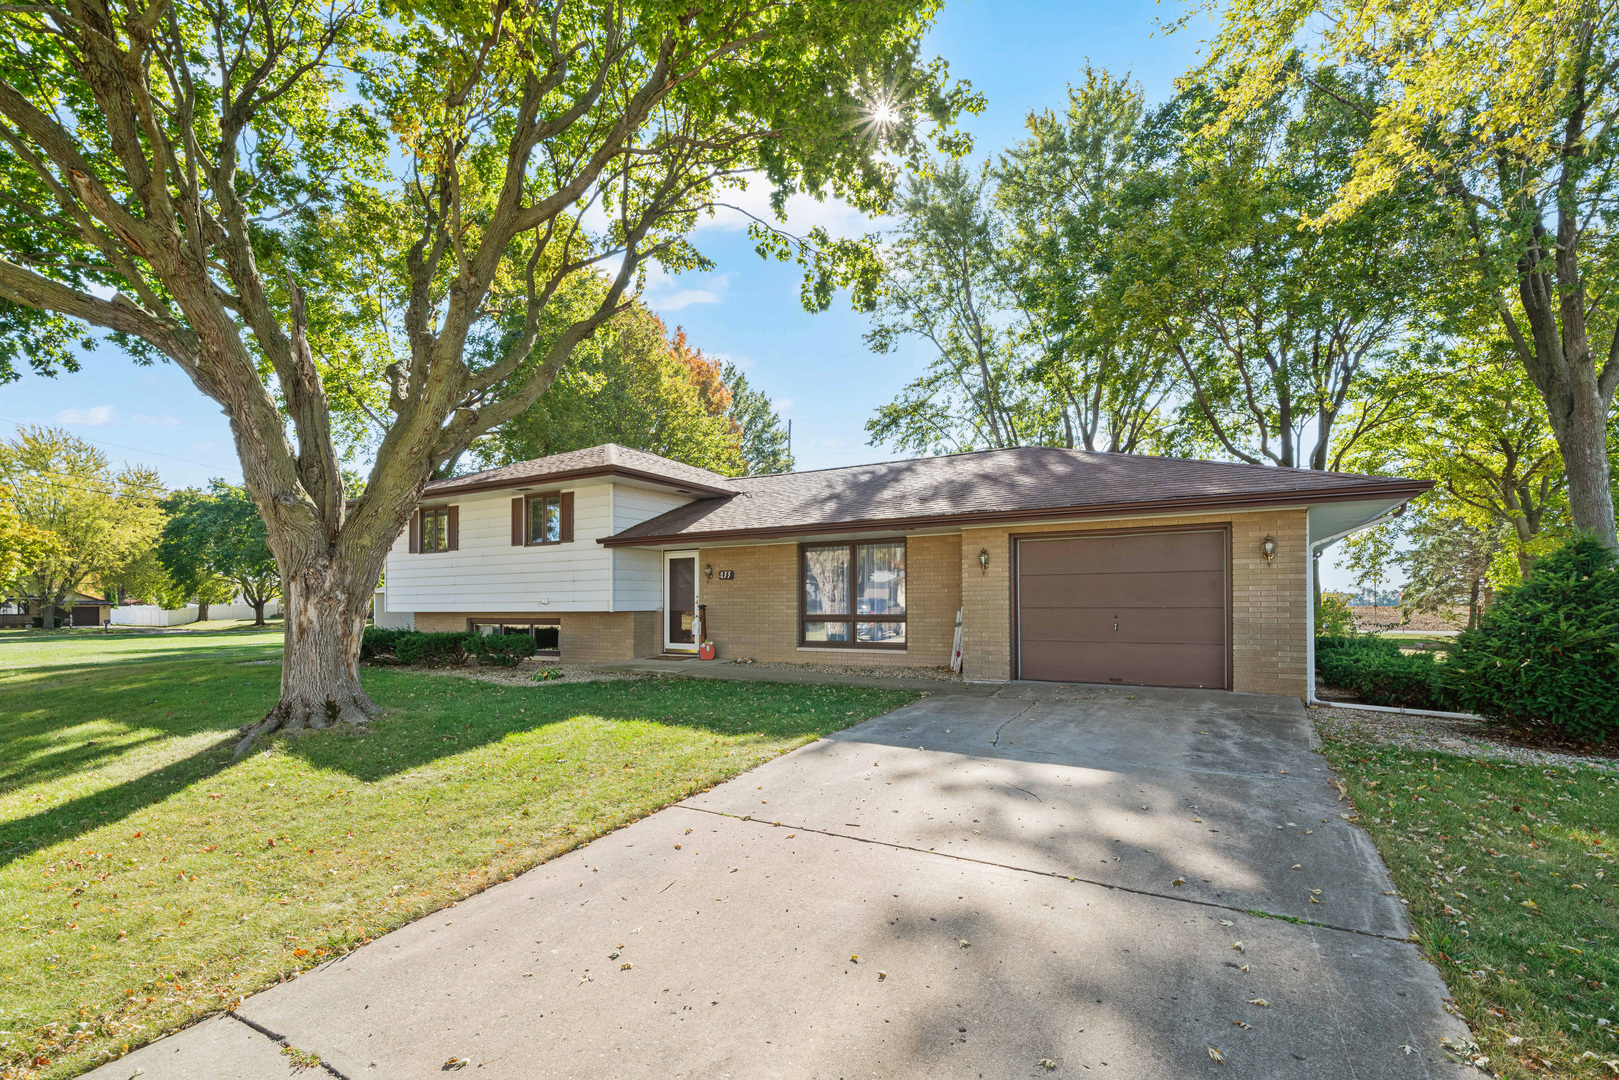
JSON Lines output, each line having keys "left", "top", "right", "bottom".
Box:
{"left": 1014, "top": 527, "right": 1230, "bottom": 688}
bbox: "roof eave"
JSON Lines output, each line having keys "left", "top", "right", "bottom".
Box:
{"left": 422, "top": 464, "right": 737, "bottom": 500}
{"left": 597, "top": 481, "right": 1434, "bottom": 547}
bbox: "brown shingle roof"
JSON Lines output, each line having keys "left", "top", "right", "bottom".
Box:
{"left": 601, "top": 447, "right": 1431, "bottom": 546}
{"left": 422, "top": 443, "right": 739, "bottom": 498}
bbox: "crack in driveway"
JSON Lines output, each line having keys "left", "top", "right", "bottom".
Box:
{"left": 682, "top": 804, "right": 1416, "bottom": 946}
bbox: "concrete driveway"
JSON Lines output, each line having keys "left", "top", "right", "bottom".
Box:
{"left": 90, "top": 683, "right": 1474, "bottom": 1079}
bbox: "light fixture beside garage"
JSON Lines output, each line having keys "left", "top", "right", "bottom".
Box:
{"left": 978, "top": 547, "right": 990, "bottom": 572}
{"left": 704, "top": 562, "right": 714, "bottom": 580}
{"left": 1260, "top": 535, "right": 1277, "bottom": 562}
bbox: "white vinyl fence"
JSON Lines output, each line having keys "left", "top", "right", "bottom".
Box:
{"left": 111, "top": 598, "right": 281, "bottom": 626}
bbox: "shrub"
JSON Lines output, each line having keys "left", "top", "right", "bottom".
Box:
{"left": 1316, "top": 635, "right": 1453, "bottom": 710}
{"left": 360, "top": 626, "right": 409, "bottom": 662}
{"left": 1316, "top": 592, "right": 1355, "bottom": 637}
{"left": 394, "top": 631, "right": 472, "bottom": 668}
{"left": 1447, "top": 535, "right": 1619, "bottom": 743}
{"left": 467, "top": 631, "right": 538, "bottom": 667}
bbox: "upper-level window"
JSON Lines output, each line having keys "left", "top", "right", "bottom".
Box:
{"left": 420, "top": 507, "right": 452, "bottom": 552}
{"left": 801, "top": 540, "right": 906, "bottom": 647}
{"left": 528, "top": 494, "right": 563, "bottom": 544}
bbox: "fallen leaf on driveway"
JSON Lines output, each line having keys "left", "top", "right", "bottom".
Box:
{"left": 1246, "top": 998, "right": 1272, "bottom": 1007}
{"left": 1230, "top": 941, "right": 1244, "bottom": 952}
{"left": 850, "top": 954, "right": 859, "bottom": 963}
{"left": 877, "top": 971, "right": 887, "bottom": 981}
{"left": 959, "top": 939, "right": 971, "bottom": 948}
{"left": 1037, "top": 1060, "right": 1058, "bottom": 1071}
{"left": 442, "top": 1058, "right": 470, "bottom": 1070}
{"left": 1172, "top": 878, "right": 1186, "bottom": 886}
{"left": 1219, "top": 919, "right": 1234, "bottom": 926}
{"left": 1231, "top": 1020, "right": 1251, "bottom": 1029}
{"left": 1206, "top": 1045, "right": 1226, "bottom": 1064}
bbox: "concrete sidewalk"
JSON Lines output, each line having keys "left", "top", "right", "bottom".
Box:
{"left": 87, "top": 684, "right": 1474, "bottom": 1079}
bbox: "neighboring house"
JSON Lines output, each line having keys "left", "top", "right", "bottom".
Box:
{"left": 0, "top": 591, "right": 113, "bottom": 628}
{"left": 383, "top": 443, "right": 1430, "bottom": 699}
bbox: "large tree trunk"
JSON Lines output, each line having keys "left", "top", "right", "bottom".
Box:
{"left": 235, "top": 555, "right": 380, "bottom": 755}
{"left": 1548, "top": 386, "right": 1617, "bottom": 548}
{"left": 252, "top": 597, "right": 266, "bottom": 627}
{"left": 197, "top": 601, "right": 210, "bottom": 622}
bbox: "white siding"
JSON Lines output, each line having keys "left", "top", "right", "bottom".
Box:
{"left": 611, "top": 485, "right": 696, "bottom": 610}
{"left": 383, "top": 480, "right": 699, "bottom": 614}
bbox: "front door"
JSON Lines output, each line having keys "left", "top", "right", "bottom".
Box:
{"left": 665, "top": 551, "right": 699, "bottom": 652}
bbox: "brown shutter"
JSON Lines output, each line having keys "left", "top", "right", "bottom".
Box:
{"left": 447, "top": 505, "right": 459, "bottom": 551}
{"left": 409, "top": 509, "right": 420, "bottom": 553}
{"left": 559, "top": 491, "right": 574, "bottom": 543}
{"left": 512, "top": 497, "right": 525, "bottom": 546}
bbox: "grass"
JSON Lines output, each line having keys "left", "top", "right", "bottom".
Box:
{"left": 1318, "top": 737, "right": 1618, "bottom": 1077}
{"left": 0, "top": 627, "right": 285, "bottom": 669}
{"left": 0, "top": 634, "right": 915, "bottom": 1079}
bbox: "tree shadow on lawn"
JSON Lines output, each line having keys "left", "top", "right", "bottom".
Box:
{"left": 0, "top": 662, "right": 910, "bottom": 869}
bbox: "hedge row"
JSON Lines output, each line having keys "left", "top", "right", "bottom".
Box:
{"left": 361, "top": 627, "right": 538, "bottom": 668}
{"left": 1315, "top": 635, "right": 1454, "bottom": 711}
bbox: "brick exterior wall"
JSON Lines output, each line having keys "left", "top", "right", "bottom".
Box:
{"left": 697, "top": 533, "right": 961, "bottom": 668}
{"left": 959, "top": 508, "right": 1309, "bottom": 698}
{"left": 409, "top": 609, "right": 649, "bottom": 662}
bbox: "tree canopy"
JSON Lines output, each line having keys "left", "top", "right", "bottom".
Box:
{"left": 0, "top": 426, "right": 164, "bottom": 627}
{"left": 0, "top": 0, "right": 975, "bottom": 734}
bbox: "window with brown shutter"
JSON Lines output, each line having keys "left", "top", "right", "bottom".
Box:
{"left": 523, "top": 491, "right": 573, "bottom": 545}
{"left": 419, "top": 506, "right": 453, "bottom": 552}
{"left": 409, "top": 509, "right": 421, "bottom": 553}
{"left": 511, "top": 497, "right": 524, "bottom": 546}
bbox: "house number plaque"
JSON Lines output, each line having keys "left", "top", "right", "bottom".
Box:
{"left": 717, "top": 569, "right": 734, "bottom": 580}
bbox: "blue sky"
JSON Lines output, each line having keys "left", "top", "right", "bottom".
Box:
{"left": 0, "top": 0, "right": 1371, "bottom": 589}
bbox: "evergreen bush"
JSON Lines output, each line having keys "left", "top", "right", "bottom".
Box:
{"left": 466, "top": 632, "right": 538, "bottom": 667}
{"left": 1315, "top": 635, "right": 1453, "bottom": 710}
{"left": 394, "top": 631, "right": 472, "bottom": 668}
{"left": 1447, "top": 535, "right": 1619, "bottom": 743}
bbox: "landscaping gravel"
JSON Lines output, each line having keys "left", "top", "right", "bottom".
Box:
{"left": 722, "top": 658, "right": 964, "bottom": 682}
{"left": 415, "top": 661, "right": 643, "bottom": 688}
{"left": 1312, "top": 703, "right": 1619, "bottom": 772}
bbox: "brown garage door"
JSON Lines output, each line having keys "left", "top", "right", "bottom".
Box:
{"left": 1015, "top": 528, "right": 1229, "bottom": 688}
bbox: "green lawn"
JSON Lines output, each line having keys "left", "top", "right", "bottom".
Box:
{"left": 1320, "top": 738, "right": 1618, "bottom": 1077}
{"left": 0, "top": 634, "right": 915, "bottom": 1079}
{"left": 0, "top": 626, "right": 285, "bottom": 669}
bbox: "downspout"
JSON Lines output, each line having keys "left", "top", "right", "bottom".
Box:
{"left": 1305, "top": 504, "right": 1485, "bottom": 722}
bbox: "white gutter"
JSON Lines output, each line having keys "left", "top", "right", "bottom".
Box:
{"left": 1304, "top": 503, "right": 1486, "bottom": 723}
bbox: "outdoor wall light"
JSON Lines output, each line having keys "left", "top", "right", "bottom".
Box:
{"left": 978, "top": 548, "right": 991, "bottom": 572}
{"left": 1260, "top": 535, "right": 1277, "bottom": 562}
{"left": 704, "top": 562, "right": 714, "bottom": 580}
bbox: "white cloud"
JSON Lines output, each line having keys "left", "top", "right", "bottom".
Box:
{"left": 643, "top": 269, "right": 729, "bottom": 313}
{"left": 55, "top": 405, "right": 114, "bottom": 426}
{"left": 697, "top": 174, "right": 882, "bottom": 240}
{"left": 647, "top": 288, "right": 721, "bottom": 312}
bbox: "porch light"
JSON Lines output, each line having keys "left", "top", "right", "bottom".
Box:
{"left": 978, "top": 548, "right": 990, "bottom": 572}
{"left": 1260, "top": 535, "right": 1277, "bottom": 562}
{"left": 704, "top": 562, "right": 714, "bottom": 579}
